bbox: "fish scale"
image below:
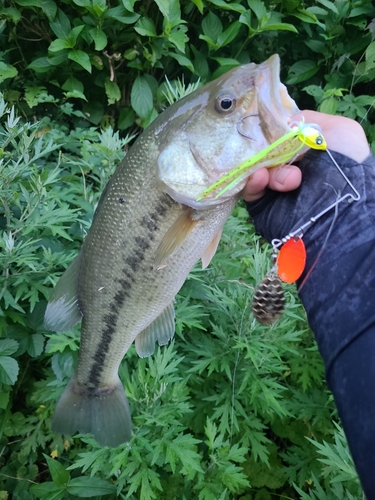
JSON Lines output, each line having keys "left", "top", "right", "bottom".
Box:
{"left": 44, "top": 54, "right": 303, "bottom": 447}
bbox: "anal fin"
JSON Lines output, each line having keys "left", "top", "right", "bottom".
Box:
{"left": 135, "top": 302, "right": 175, "bottom": 358}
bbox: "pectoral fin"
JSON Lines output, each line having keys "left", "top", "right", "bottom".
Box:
{"left": 135, "top": 302, "right": 175, "bottom": 358}
{"left": 154, "top": 208, "right": 199, "bottom": 269}
{"left": 201, "top": 228, "right": 223, "bottom": 269}
{"left": 44, "top": 254, "right": 83, "bottom": 332}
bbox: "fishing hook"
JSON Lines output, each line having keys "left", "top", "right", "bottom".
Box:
{"left": 237, "top": 113, "right": 259, "bottom": 140}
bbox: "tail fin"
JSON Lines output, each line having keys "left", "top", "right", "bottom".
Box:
{"left": 52, "top": 378, "right": 132, "bottom": 447}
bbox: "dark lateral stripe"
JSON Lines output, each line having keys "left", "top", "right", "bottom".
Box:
{"left": 86, "top": 194, "right": 174, "bottom": 387}
{"left": 89, "top": 312, "right": 117, "bottom": 387}
{"left": 87, "top": 247, "right": 150, "bottom": 385}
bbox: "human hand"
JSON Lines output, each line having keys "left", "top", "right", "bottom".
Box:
{"left": 242, "top": 110, "right": 370, "bottom": 202}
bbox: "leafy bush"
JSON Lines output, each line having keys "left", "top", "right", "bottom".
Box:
{"left": 0, "top": 93, "right": 365, "bottom": 498}
{"left": 0, "top": 0, "right": 374, "bottom": 142}
{"left": 0, "top": 0, "right": 374, "bottom": 498}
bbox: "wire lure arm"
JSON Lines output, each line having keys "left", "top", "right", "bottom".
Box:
{"left": 271, "top": 148, "right": 361, "bottom": 251}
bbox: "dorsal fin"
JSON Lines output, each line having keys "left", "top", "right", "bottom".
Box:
{"left": 44, "top": 254, "right": 83, "bottom": 332}
{"left": 135, "top": 302, "right": 175, "bottom": 358}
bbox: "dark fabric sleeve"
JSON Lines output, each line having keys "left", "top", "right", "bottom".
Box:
{"left": 245, "top": 149, "right": 375, "bottom": 498}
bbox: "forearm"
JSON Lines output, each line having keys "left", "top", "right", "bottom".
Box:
{"left": 245, "top": 149, "right": 375, "bottom": 496}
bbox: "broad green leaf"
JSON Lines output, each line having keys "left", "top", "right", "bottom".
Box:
{"left": 49, "top": 39, "right": 72, "bottom": 52}
{"left": 30, "top": 482, "right": 64, "bottom": 500}
{"left": 0, "top": 339, "right": 19, "bottom": 356}
{"left": 131, "top": 76, "right": 153, "bottom": 119}
{"left": 73, "top": 0, "right": 94, "bottom": 6}
{"left": 199, "top": 34, "right": 219, "bottom": 49}
{"left": 239, "top": 10, "right": 252, "bottom": 30}
{"left": 305, "top": 39, "right": 327, "bottom": 53}
{"left": 286, "top": 59, "right": 319, "bottom": 84}
{"left": 104, "top": 79, "right": 121, "bottom": 105}
{"left": 67, "top": 476, "right": 116, "bottom": 497}
{"left": 105, "top": 5, "right": 140, "bottom": 24}
{"left": 365, "top": 41, "right": 375, "bottom": 72}
{"left": 207, "top": 0, "right": 245, "bottom": 14}
{"left": 0, "top": 7, "right": 21, "bottom": 22}
{"left": 28, "top": 57, "right": 52, "bottom": 73}
{"left": 154, "top": 0, "right": 169, "bottom": 19}
{"left": 89, "top": 27, "right": 108, "bottom": 50}
{"left": 191, "top": 0, "right": 203, "bottom": 14}
{"left": 348, "top": 5, "right": 375, "bottom": 18}
{"left": 43, "top": 454, "right": 70, "bottom": 488}
{"left": 134, "top": 17, "right": 157, "bottom": 37}
{"left": 122, "top": 0, "right": 138, "bottom": 12}
{"left": 14, "top": 0, "right": 40, "bottom": 5}
{"left": 248, "top": 0, "right": 267, "bottom": 20}
{"left": 168, "top": 29, "right": 188, "bottom": 52}
{"left": 40, "top": 0, "right": 57, "bottom": 21}
{"left": 0, "top": 392, "right": 9, "bottom": 410}
{"left": 47, "top": 51, "right": 69, "bottom": 66}
{"left": 82, "top": 100, "right": 104, "bottom": 124}
{"left": 319, "top": 97, "right": 338, "bottom": 115}
{"left": 212, "top": 57, "right": 240, "bottom": 67}
{"left": 217, "top": 21, "right": 241, "bottom": 47}
{"left": 62, "top": 76, "right": 84, "bottom": 94}
{"left": 303, "top": 85, "right": 325, "bottom": 99}
{"left": 68, "top": 50, "right": 92, "bottom": 72}
{"left": 67, "top": 25, "right": 84, "bottom": 46}
{"left": 0, "top": 63, "right": 18, "bottom": 83}
{"left": 292, "top": 9, "right": 321, "bottom": 25}
{"left": 141, "top": 108, "right": 158, "bottom": 128}
{"left": 191, "top": 45, "right": 209, "bottom": 79}
{"left": 154, "top": 0, "right": 181, "bottom": 22}
{"left": 307, "top": 6, "right": 329, "bottom": 17}
{"left": 50, "top": 8, "right": 71, "bottom": 39}
{"left": 0, "top": 356, "right": 19, "bottom": 385}
{"left": 64, "top": 90, "right": 86, "bottom": 101}
{"left": 168, "top": 52, "right": 194, "bottom": 72}
{"left": 317, "top": 0, "right": 339, "bottom": 14}
{"left": 262, "top": 22, "right": 298, "bottom": 33}
{"left": 202, "top": 11, "right": 222, "bottom": 42}
{"left": 118, "top": 107, "right": 135, "bottom": 130}
{"left": 27, "top": 334, "right": 44, "bottom": 357}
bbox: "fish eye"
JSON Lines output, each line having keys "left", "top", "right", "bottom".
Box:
{"left": 315, "top": 136, "right": 323, "bottom": 145}
{"left": 215, "top": 95, "right": 236, "bottom": 114}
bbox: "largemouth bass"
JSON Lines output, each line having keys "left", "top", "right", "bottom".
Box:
{"left": 44, "top": 54, "right": 301, "bottom": 447}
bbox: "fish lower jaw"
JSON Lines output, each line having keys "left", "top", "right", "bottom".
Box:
{"left": 163, "top": 184, "right": 234, "bottom": 209}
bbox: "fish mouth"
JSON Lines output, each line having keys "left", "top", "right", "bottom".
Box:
{"left": 235, "top": 55, "right": 298, "bottom": 145}
{"left": 256, "top": 54, "right": 299, "bottom": 144}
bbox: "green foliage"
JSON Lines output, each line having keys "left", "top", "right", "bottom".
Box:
{"left": 0, "top": 92, "right": 366, "bottom": 497}
{"left": 0, "top": 1, "right": 373, "bottom": 498}
{"left": 1, "top": 0, "right": 373, "bottom": 142}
